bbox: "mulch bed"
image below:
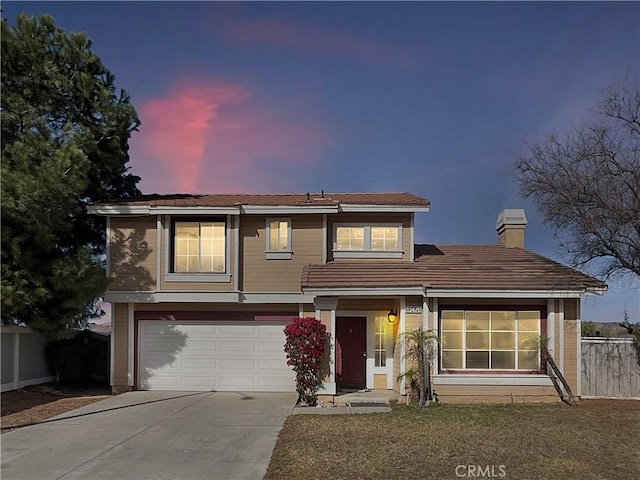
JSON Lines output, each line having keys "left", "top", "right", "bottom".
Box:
{"left": 1, "top": 383, "right": 112, "bottom": 433}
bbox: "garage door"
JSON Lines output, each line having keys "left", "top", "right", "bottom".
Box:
{"left": 138, "top": 321, "right": 295, "bottom": 391}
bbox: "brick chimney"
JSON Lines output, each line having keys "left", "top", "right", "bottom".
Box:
{"left": 496, "top": 209, "right": 527, "bottom": 248}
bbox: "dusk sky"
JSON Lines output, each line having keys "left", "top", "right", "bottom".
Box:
{"left": 4, "top": 2, "right": 639, "bottom": 323}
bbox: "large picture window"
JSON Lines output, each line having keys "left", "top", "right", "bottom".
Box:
{"left": 174, "top": 221, "right": 226, "bottom": 273}
{"left": 441, "top": 310, "right": 541, "bottom": 371}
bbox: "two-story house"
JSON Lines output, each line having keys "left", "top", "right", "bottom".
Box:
{"left": 88, "top": 192, "right": 606, "bottom": 403}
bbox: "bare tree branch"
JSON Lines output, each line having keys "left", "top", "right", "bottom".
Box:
{"left": 515, "top": 79, "right": 640, "bottom": 280}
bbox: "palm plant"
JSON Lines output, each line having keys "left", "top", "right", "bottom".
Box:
{"left": 398, "top": 328, "right": 439, "bottom": 406}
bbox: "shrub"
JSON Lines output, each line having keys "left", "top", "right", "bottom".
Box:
{"left": 46, "top": 336, "right": 97, "bottom": 384}
{"left": 283, "top": 317, "right": 329, "bottom": 405}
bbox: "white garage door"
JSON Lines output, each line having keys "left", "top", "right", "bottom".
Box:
{"left": 138, "top": 321, "right": 295, "bottom": 392}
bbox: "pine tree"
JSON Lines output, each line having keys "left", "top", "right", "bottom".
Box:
{"left": 1, "top": 14, "right": 141, "bottom": 337}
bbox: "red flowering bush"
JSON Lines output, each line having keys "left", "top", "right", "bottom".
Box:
{"left": 283, "top": 317, "right": 329, "bottom": 405}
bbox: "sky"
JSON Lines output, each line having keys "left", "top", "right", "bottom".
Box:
{"left": 3, "top": 1, "right": 639, "bottom": 324}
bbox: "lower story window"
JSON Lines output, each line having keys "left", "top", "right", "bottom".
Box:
{"left": 441, "top": 310, "right": 541, "bottom": 371}
{"left": 374, "top": 315, "right": 387, "bottom": 367}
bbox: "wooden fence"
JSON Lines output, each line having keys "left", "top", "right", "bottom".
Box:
{"left": 581, "top": 337, "right": 639, "bottom": 399}
{"left": 1, "top": 326, "right": 56, "bottom": 392}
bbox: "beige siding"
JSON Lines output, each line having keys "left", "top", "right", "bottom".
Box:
{"left": 434, "top": 385, "right": 558, "bottom": 404}
{"left": 109, "top": 217, "right": 157, "bottom": 291}
{"left": 337, "top": 298, "right": 395, "bottom": 312}
{"left": 301, "top": 304, "right": 316, "bottom": 318}
{"left": 112, "top": 303, "right": 129, "bottom": 388}
{"left": 242, "top": 214, "right": 323, "bottom": 292}
{"left": 400, "top": 312, "right": 424, "bottom": 392}
{"left": 374, "top": 374, "right": 387, "bottom": 390}
{"left": 392, "top": 297, "right": 424, "bottom": 392}
{"left": 327, "top": 213, "right": 413, "bottom": 261}
{"left": 563, "top": 299, "right": 579, "bottom": 393}
{"left": 159, "top": 216, "right": 235, "bottom": 292}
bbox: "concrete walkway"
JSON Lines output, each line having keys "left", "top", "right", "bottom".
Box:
{"left": 1, "top": 391, "right": 297, "bottom": 480}
{"left": 292, "top": 390, "right": 402, "bottom": 415}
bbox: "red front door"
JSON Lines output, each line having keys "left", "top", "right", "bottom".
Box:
{"left": 336, "top": 317, "right": 366, "bottom": 389}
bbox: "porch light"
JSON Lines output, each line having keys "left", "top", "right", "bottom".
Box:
{"left": 387, "top": 309, "right": 398, "bottom": 323}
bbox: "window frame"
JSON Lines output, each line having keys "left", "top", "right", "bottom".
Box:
{"left": 265, "top": 217, "right": 292, "bottom": 260}
{"left": 332, "top": 223, "right": 403, "bottom": 259}
{"left": 165, "top": 216, "right": 231, "bottom": 283}
{"left": 439, "top": 307, "right": 546, "bottom": 374}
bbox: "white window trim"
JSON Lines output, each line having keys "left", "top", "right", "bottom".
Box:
{"left": 164, "top": 273, "right": 232, "bottom": 283}
{"left": 332, "top": 223, "right": 403, "bottom": 259}
{"left": 440, "top": 309, "right": 542, "bottom": 372}
{"left": 265, "top": 217, "right": 292, "bottom": 260}
{"left": 164, "top": 216, "right": 231, "bottom": 283}
{"left": 433, "top": 374, "right": 553, "bottom": 387}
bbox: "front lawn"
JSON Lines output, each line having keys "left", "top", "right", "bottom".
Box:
{"left": 266, "top": 399, "right": 639, "bottom": 480}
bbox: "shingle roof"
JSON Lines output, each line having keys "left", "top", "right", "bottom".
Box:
{"left": 301, "top": 244, "right": 607, "bottom": 292}
{"left": 101, "top": 192, "right": 430, "bottom": 208}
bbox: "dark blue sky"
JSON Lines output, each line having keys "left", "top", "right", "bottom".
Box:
{"left": 3, "top": 1, "right": 639, "bottom": 322}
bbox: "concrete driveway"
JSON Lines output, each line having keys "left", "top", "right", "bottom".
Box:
{"left": 1, "top": 391, "right": 297, "bottom": 480}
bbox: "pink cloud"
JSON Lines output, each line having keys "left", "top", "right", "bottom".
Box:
{"left": 130, "top": 82, "right": 332, "bottom": 194}
{"left": 135, "top": 85, "right": 244, "bottom": 192}
{"left": 222, "top": 18, "right": 431, "bottom": 67}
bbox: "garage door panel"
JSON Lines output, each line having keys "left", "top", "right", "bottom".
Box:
{"left": 183, "top": 339, "right": 218, "bottom": 352}
{"left": 220, "top": 325, "right": 257, "bottom": 334}
{"left": 220, "top": 358, "right": 256, "bottom": 370}
{"left": 141, "top": 356, "right": 179, "bottom": 369}
{"left": 260, "top": 359, "right": 289, "bottom": 370}
{"left": 259, "top": 340, "right": 285, "bottom": 352}
{"left": 139, "top": 321, "right": 295, "bottom": 392}
{"left": 180, "top": 358, "right": 217, "bottom": 369}
{"left": 258, "top": 325, "right": 284, "bottom": 335}
{"left": 180, "top": 376, "right": 217, "bottom": 390}
{"left": 140, "top": 375, "right": 179, "bottom": 388}
{"left": 221, "top": 341, "right": 256, "bottom": 353}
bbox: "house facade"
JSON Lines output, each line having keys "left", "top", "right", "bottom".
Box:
{"left": 88, "top": 192, "right": 606, "bottom": 403}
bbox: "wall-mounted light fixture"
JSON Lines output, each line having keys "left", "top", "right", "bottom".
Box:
{"left": 387, "top": 309, "right": 398, "bottom": 323}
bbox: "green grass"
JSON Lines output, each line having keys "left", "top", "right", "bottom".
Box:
{"left": 265, "top": 399, "right": 640, "bottom": 480}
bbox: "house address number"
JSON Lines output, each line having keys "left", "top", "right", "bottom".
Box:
{"left": 405, "top": 306, "right": 423, "bottom": 314}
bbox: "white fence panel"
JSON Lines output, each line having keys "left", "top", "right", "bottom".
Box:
{"left": 581, "top": 337, "right": 639, "bottom": 399}
{"left": 1, "top": 326, "right": 56, "bottom": 392}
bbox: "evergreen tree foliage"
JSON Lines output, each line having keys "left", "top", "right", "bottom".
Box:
{"left": 1, "top": 14, "right": 141, "bottom": 336}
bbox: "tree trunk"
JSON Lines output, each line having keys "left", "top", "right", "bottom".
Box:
{"left": 543, "top": 348, "right": 576, "bottom": 406}
{"left": 417, "top": 350, "right": 426, "bottom": 406}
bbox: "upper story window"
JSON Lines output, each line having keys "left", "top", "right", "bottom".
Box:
{"left": 333, "top": 224, "right": 402, "bottom": 259}
{"left": 175, "top": 221, "right": 226, "bottom": 273}
{"left": 165, "top": 217, "right": 231, "bottom": 283}
{"left": 371, "top": 226, "right": 399, "bottom": 251}
{"left": 266, "top": 218, "right": 292, "bottom": 260}
{"left": 440, "top": 310, "right": 542, "bottom": 372}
